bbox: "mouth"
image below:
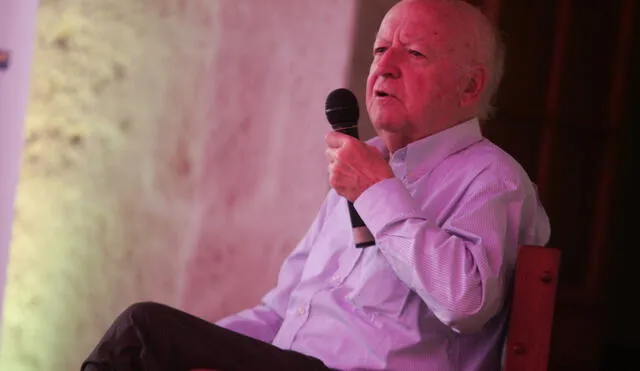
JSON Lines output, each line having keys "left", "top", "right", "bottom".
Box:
{"left": 374, "top": 90, "right": 392, "bottom": 98}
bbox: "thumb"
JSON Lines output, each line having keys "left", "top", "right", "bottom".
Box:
{"left": 325, "top": 131, "right": 349, "bottom": 148}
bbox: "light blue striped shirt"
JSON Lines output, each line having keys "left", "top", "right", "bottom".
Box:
{"left": 217, "top": 117, "right": 551, "bottom": 370}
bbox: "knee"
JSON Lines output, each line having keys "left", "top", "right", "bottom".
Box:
{"left": 125, "top": 301, "right": 166, "bottom": 315}
{"left": 118, "top": 301, "right": 171, "bottom": 325}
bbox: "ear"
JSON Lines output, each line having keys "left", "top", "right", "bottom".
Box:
{"left": 459, "top": 64, "right": 487, "bottom": 108}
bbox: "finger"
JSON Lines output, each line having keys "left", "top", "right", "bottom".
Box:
{"left": 328, "top": 159, "right": 339, "bottom": 177}
{"left": 325, "top": 131, "right": 349, "bottom": 148}
{"left": 328, "top": 160, "right": 347, "bottom": 183}
{"left": 325, "top": 148, "right": 336, "bottom": 163}
{"left": 328, "top": 165, "right": 339, "bottom": 187}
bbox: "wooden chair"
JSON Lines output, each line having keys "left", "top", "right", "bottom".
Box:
{"left": 192, "top": 245, "right": 562, "bottom": 371}
{"left": 503, "top": 245, "right": 562, "bottom": 371}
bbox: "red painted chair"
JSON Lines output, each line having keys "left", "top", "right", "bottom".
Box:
{"left": 192, "top": 245, "right": 561, "bottom": 371}
{"left": 502, "top": 245, "right": 561, "bottom": 371}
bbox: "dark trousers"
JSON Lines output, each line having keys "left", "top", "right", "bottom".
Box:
{"left": 81, "top": 301, "right": 335, "bottom": 371}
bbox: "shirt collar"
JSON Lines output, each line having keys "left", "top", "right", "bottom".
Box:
{"left": 368, "top": 117, "right": 484, "bottom": 182}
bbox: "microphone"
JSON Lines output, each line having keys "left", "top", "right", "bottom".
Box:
{"left": 325, "top": 88, "right": 376, "bottom": 248}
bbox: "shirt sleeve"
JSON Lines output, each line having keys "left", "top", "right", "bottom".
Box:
{"left": 216, "top": 191, "right": 336, "bottom": 342}
{"left": 354, "top": 169, "right": 550, "bottom": 334}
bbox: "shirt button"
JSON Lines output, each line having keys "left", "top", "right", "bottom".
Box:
{"left": 297, "top": 307, "right": 306, "bottom": 315}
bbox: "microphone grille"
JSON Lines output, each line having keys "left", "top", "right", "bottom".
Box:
{"left": 325, "top": 88, "right": 359, "bottom": 129}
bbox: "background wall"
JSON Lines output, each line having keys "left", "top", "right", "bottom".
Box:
{"left": 0, "top": 1, "right": 357, "bottom": 370}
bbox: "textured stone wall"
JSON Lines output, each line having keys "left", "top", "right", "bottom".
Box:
{"left": 0, "top": 0, "right": 356, "bottom": 369}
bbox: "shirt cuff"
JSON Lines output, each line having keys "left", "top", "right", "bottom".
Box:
{"left": 354, "top": 178, "right": 418, "bottom": 237}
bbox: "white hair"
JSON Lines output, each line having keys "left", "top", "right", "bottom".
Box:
{"left": 400, "top": 0, "right": 507, "bottom": 119}
{"left": 477, "top": 19, "right": 506, "bottom": 120}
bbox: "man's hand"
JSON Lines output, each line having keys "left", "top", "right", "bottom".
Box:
{"left": 325, "top": 131, "right": 394, "bottom": 202}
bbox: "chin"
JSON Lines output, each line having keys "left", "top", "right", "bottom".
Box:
{"left": 372, "top": 118, "right": 406, "bottom": 134}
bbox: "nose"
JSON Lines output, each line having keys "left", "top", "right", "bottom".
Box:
{"left": 373, "top": 48, "right": 401, "bottom": 79}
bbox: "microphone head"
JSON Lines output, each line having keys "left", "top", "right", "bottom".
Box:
{"left": 325, "top": 88, "right": 359, "bottom": 130}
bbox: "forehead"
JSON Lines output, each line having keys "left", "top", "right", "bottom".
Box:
{"left": 376, "top": 1, "right": 458, "bottom": 44}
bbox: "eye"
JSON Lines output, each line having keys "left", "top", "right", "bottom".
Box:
{"left": 408, "top": 49, "right": 425, "bottom": 58}
{"left": 373, "top": 46, "right": 387, "bottom": 55}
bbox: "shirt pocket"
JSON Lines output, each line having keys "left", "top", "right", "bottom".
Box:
{"left": 347, "top": 248, "right": 410, "bottom": 324}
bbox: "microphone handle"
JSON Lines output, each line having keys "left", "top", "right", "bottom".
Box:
{"left": 335, "top": 125, "right": 376, "bottom": 248}
{"left": 347, "top": 201, "right": 376, "bottom": 248}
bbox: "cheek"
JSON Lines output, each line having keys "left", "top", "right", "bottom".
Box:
{"left": 415, "top": 75, "right": 453, "bottom": 103}
{"left": 404, "top": 77, "right": 451, "bottom": 120}
{"left": 366, "top": 71, "right": 375, "bottom": 92}
{"left": 365, "top": 76, "right": 376, "bottom": 105}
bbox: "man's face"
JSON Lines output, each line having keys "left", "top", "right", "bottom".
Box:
{"left": 366, "top": 0, "right": 470, "bottom": 149}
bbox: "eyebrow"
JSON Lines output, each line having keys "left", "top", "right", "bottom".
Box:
{"left": 374, "top": 34, "right": 433, "bottom": 44}
{"left": 373, "top": 36, "right": 435, "bottom": 52}
{"left": 374, "top": 35, "right": 390, "bottom": 43}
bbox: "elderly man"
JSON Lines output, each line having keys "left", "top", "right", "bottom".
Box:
{"left": 82, "top": 0, "right": 550, "bottom": 370}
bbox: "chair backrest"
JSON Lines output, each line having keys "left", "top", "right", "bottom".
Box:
{"left": 503, "top": 245, "right": 562, "bottom": 371}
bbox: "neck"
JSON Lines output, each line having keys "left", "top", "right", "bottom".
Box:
{"left": 383, "top": 133, "right": 413, "bottom": 154}
{"left": 381, "top": 114, "right": 479, "bottom": 154}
